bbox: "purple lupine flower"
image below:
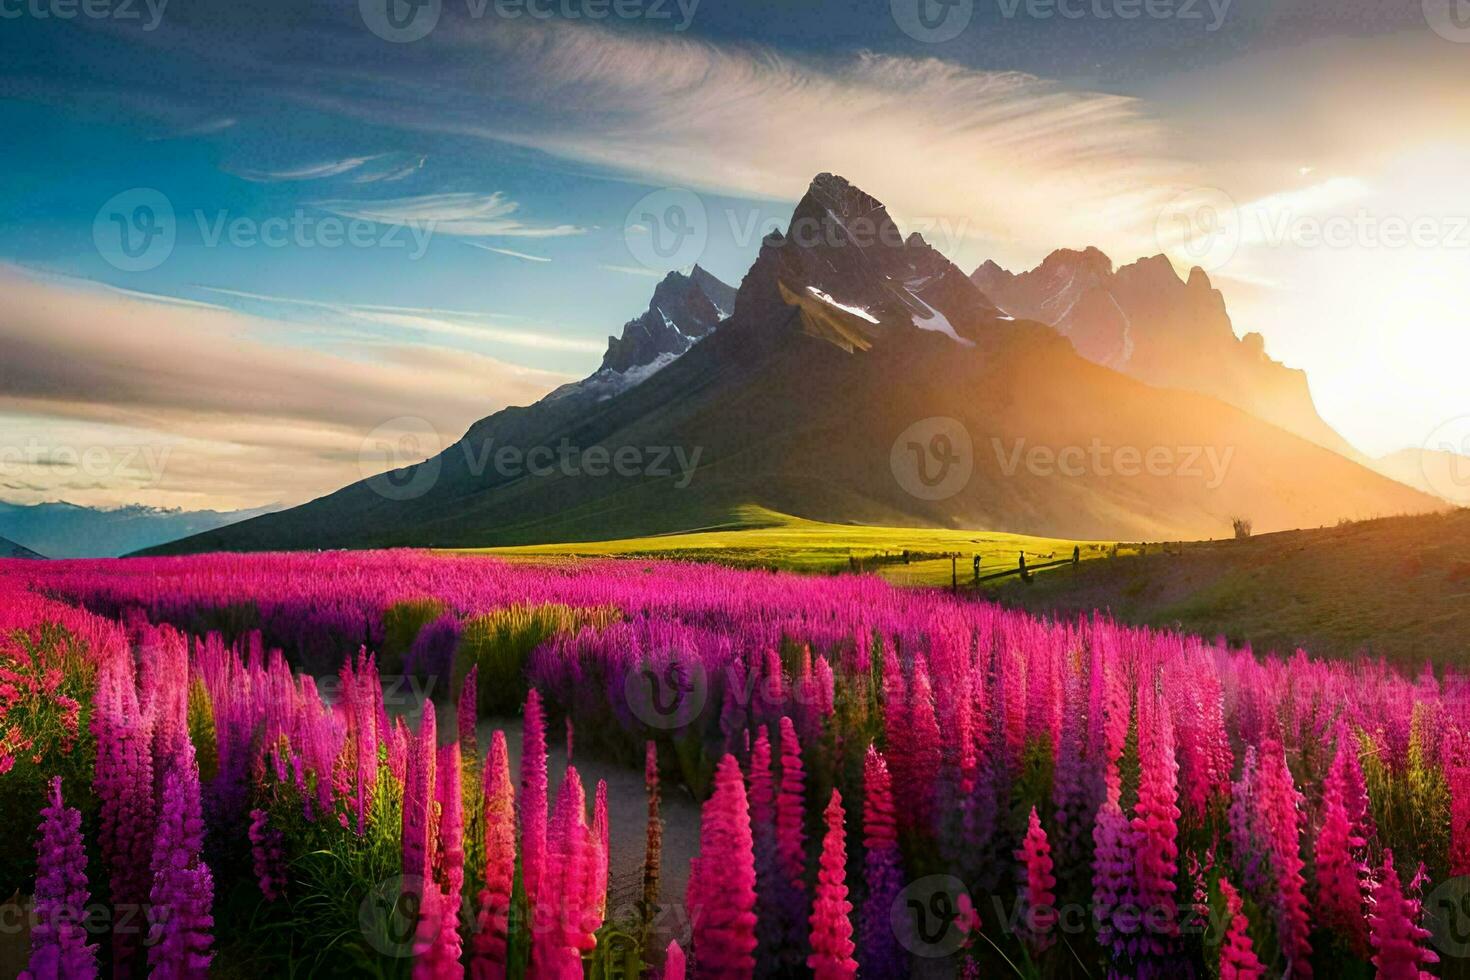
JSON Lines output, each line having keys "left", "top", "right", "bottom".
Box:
{"left": 147, "top": 744, "right": 214, "bottom": 979}
{"left": 21, "top": 777, "right": 97, "bottom": 980}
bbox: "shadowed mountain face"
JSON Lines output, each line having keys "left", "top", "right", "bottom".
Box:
{"left": 599, "top": 266, "right": 734, "bottom": 374}
{"left": 0, "top": 534, "right": 45, "bottom": 559}
{"left": 149, "top": 174, "right": 1440, "bottom": 554}
{"left": 971, "top": 248, "right": 1359, "bottom": 459}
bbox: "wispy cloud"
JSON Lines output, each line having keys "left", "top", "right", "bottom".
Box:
{"left": 0, "top": 267, "right": 572, "bottom": 509}
{"left": 313, "top": 191, "right": 585, "bottom": 238}
{"left": 465, "top": 242, "right": 552, "bottom": 263}
{"left": 192, "top": 285, "right": 598, "bottom": 353}
{"left": 598, "top": 263, "right": 666, "bottom": 278}
{"left": 233, "top": 154, "right": 388, "bottom": 182}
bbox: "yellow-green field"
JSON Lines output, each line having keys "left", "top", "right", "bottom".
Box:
{"left": 444, "top": 505, "right": 1121, "bottom": 587}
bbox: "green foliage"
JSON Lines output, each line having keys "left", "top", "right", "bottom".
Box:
{"left": 451, "top": 603, "right": 620, "bottom": 717}
{"left": 188, "top": 677, "right": 218, "bottom": 784}
{"left": 0, "top": 623, "right": 98, "bottom": 895}
{"left": 380, "top": 598, "right": 447, "bottom": 675}
{"left": 1361, "top": 719, "right": 1451, "bottom": 879}
{"left": 226, "top": 761, "right": 413, "bottom": 978}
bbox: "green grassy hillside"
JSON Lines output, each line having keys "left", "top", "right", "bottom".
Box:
{"left": 993, "top": 509, "right": 1470, "bottom": 666}
{"left": 446, "top": 505, "right": 1119, "bottom": 587}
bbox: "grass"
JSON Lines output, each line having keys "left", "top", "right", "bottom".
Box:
{"left": 993, "top": 509, "right": 1470, "bottom": 666}
{"left": 443, "top": 505, "right": 1119, "bottom": 587}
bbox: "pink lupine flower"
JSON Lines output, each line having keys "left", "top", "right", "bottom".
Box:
{"left": 807, "top": 790, "right": 857, "bottom": 979}
{"left": 662, "top": 940, "right": 687, "bottom": 980}
{"left": 521, "top": 688, "right": 549, "bottom": 908}
{"left": 1368, "top": 850, "right": 1437, "bottom": 980}
{"left": 147, "top": 744, "right": 214, "bottom": 979}
{"left": 92, "top": 650, "right": 155, "bottom": 976}
{"left": 776, "top": 716, "right": 807, "bottom": 894}
{"left": 1257, "top": 740, "right": 1313, "bottom": 978}
{"left": 592, "top": 779, "right": 609, "bottom": 918}
{"left": 688, "top": 754, "right": 758, "bottom": 979}
{"left": 1315, "top": 742, "right": 1368, "bottom": 951}
{"left": 1217, "top": 877, "right": 1264, "bottom": 980}
{"left": 1017, "top": 806, "right": 1057, "bottom": 950}
{"left": 402, "top": 703, "right": 437, "bottom": 886}
{"left": 906, "top": 655, "right": 942, "bottom": 834}
{"left": 416, "top": 742, "right": 465, "bottom": 979}
{"left": 471, "top": 731, "right": 515, "bottom": 978}
{"left": 248, "top": 809, "right": 285, "bottom": 901}
{"left": 458, "top": 665, "right": 479, "bottom": 761}
{"left": 860, "top": 747, "right": 903, "bottom": 976}
{"left": 533, "top": 767, "right": 600, "bottom": 979}
{"left": 20, "top": 777, "right": 97, "bottom": 980}
{"left": 1130, "top": 688, "right": 1181, "bottom": 952}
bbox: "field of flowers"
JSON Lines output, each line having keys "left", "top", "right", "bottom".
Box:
{"left": 0, "top": 550, "right": 1466, "bottom": 978}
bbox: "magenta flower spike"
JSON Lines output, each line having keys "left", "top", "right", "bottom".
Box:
{"left": 471, "top": 730, "right": 515, "bottom": 978}
{"left": 1217, "top": 877, "right": 1264, "bottom": 980}
{"left": 1016, "top": 806, "right": 1057, "bottom": 950}
{"left": 147, "top": 744, "right": 214, "bottom": 979}
{"left": 859, "top": 746, "right": 903, "bottom": 976}
{"left": 1368, "top": 850, "right": 1438, "bottom": 980}
{"left": 415, "top": 741, "right": 465, "bottom": 979}
{"left": 688, "top": 754, "right": 758, "bottom": 979}
{"left": 521, "top": 688, "right": 549, "bottom": 909}
{"left": 458, "top": 664, "right": 479, "bottom": 761}
{"left": 776, "top": 716, "right": 808, "bottom": 895}
{"left": 21, "top": 777, "right": 97, "bottom": 980}
{"left": 807, "top": 789, "right": 857, "bottom": 980}
{"left": 662, "top": 940, "right": 687, "bottom": 980}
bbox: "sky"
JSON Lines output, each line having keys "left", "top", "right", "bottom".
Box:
{"left": 1, "top": 0, "right": 1468, "bottom": 510}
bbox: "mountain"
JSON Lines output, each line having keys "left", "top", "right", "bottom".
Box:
{"left": 150, "top": 173, "right": 1439, "bottom": 554}
{"left": 0, "top": 534, "right": 44, "bottom": 559}
{"left": 0, "top": 501, "right": 279, "bottom": 558}
{"left": 971, "top": 248, "right": 1360, "bottom": 458}
{"left": 543, "top": 266, "right": 734, "bottom": 406}
{"left": 1371, "top": 448, "right": 1470, "bottom": 507}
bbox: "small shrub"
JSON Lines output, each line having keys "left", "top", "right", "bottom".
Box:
{"left": 1231, "top": 517, "right": 1253, "bottom": 540}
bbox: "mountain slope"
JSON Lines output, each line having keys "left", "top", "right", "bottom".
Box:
{"left": 0, "top": 534, "right": 45, "bottom": 559}
{"left": 0, "top": 501, "right": 277, "bottom": 558}
{"left": 972, "top": 248, "right": 1359, "bottom": 458}
{"left": 1371, "top": 447, "right": 1470, "bottom": 507}
{"left": 151, "top": 174, "right": 1439, "bottom": 554}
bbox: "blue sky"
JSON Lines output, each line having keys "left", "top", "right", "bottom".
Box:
{"left": 2, "top": 0, "right": 1468, "bottom": 508}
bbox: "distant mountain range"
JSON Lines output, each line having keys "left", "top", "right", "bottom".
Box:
{"left": 1370, "top": 447, "right": 1470, "bottom": 507}
{"left": 149, "top": 173, "right": 1440, "bottom": 554}
{"left": 971, "top": 247, "right": 1359, "bottom": 458}
{"left": 0, "top": 501, "right": 279, "bottom": 558}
